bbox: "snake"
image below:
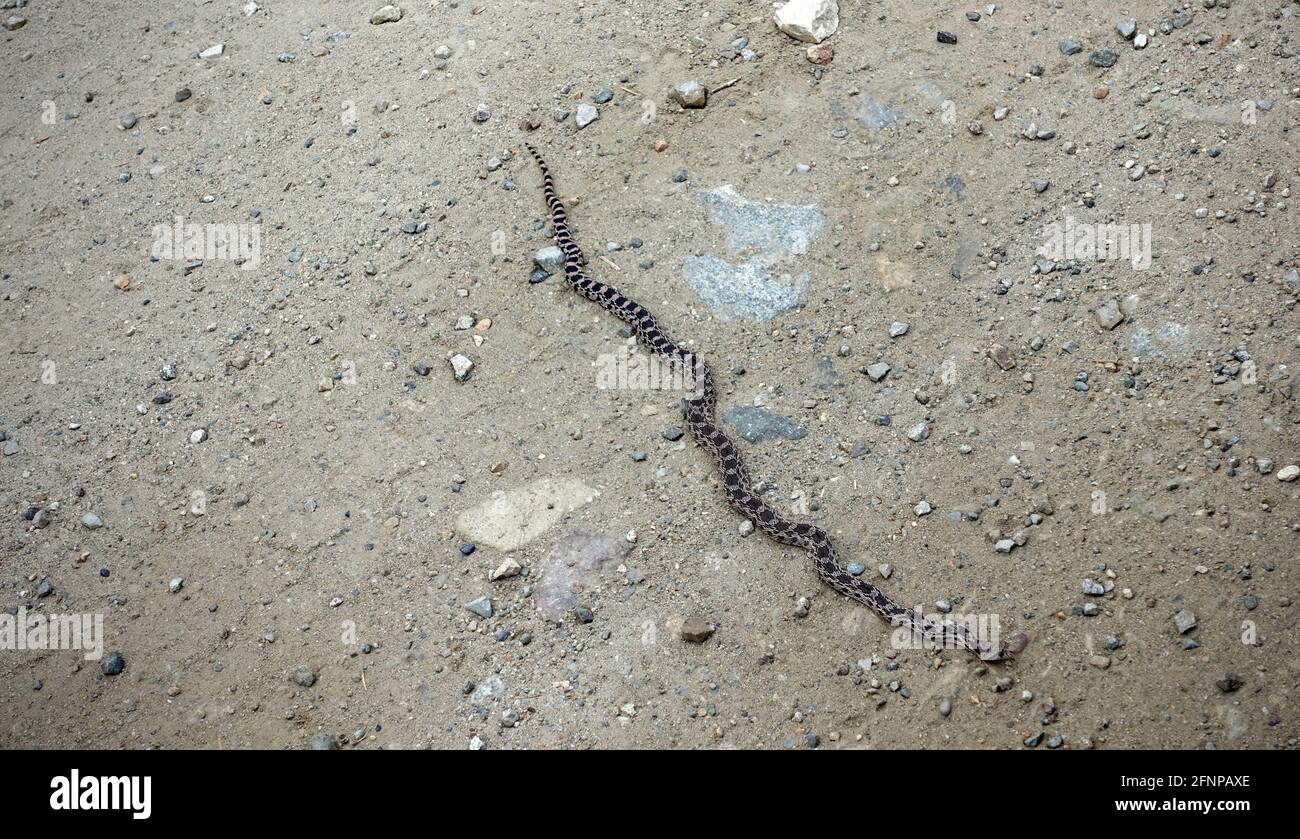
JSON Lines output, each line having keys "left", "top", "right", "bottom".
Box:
{"left": 524, "top": 143, "right": 1025, "bottom": 661}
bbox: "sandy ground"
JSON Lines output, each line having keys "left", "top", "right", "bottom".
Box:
{"left": 1, "top": 0, "right": 1298, "bottom": 750}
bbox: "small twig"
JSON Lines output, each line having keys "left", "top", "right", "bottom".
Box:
{"left": 599, "top": 255, "right": 621, "bottom": 272}
{"left": 713, "top": 77, "right": 741, "bottom": 94}
{"left": 619, "top": 85, "right": 640, "bottom": 97}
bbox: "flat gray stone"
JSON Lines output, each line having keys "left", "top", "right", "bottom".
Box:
{"left": 682, "top": 186, "right": 826, "bottom": 321}
{"left": 723, "top": 406, "right": 808, "bottom": 443}
{"left": 697, "top": 185, "right": 824, "bottom": 256}
{"left": 575, "top": 103, "right": 599, "bottom": 128}
{"left": 534, "top": 246, "right": 564, "bottom": 274}
{"left": 682, "top": 255, "right": 809, "bottom": 321}
{"left": 456, "top": 478, "right": 599, "bottom": 551}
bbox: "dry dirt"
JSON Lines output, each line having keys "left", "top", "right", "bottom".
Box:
{"left": 2, "top": 0, "right": 1298, "bottom": 749}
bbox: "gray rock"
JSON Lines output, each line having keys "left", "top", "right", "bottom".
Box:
{"left": 866, "top": 362, "right": 891, "bottom": 382}
{"left": 1117, "top": 18, "right": 1137, "bottom": 39}
{"left": 1059, "top": 38, "right": 1083, "bottom": 55}
{"left": 534, "top": 246, "right": 564, "bottom": 274}
{"left": 681, "top": 186, "right": 825, "bottom": 319}
{"left": 682, "top": 255, "right": 810, "bottom": 321}
{"left": 449, "top": 354, "right": 474, "bottom": 381}
{"left": 1174, "top": 609, "right": 1197, "bottom": 634}
{"left": 100, "top": 651, "right": 125, "bottom": 676}
{"left": 906, "top": 421, "right": 930, "bottom": 443}
{"left": 466, "top": 596, "right": 493, "bottom": 618}
{"left": 291, "top": 665, "right": 317, "bottom": 687}
{"left": 575, "top": 103, "right": 599, "bottom": 128}
{"left": 1088, "top": 49, "right": 1118, "bottom": 67}
{"left": 723, "top": 406, "right": 807, "bottom": 443}
{"left": 81, "top": 512, "right": 103, "bottom": 529}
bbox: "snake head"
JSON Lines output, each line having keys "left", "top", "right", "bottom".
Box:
{"left": 978, "top": 630, "right": 1030, "bottom": 662}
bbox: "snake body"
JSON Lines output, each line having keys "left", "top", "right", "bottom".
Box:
{"left": 526, "top": 144, "right": 1022, "bottom": 661}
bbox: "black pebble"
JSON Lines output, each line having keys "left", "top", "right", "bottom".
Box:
{"left": 101, "top": 651, "right": 125, "bottom": 676}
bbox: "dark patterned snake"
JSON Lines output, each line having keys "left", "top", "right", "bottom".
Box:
{"left": 525, "top": 143, "right": 1025, "bottom": 661}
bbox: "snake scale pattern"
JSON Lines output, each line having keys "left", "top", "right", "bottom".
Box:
{"left": 526, "top": 143, "right": 1023, "bottom": 661}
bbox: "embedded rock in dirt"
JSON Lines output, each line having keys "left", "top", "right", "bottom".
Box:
{"left": 456, "top": 478, "right": 599, "bottom": 551}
